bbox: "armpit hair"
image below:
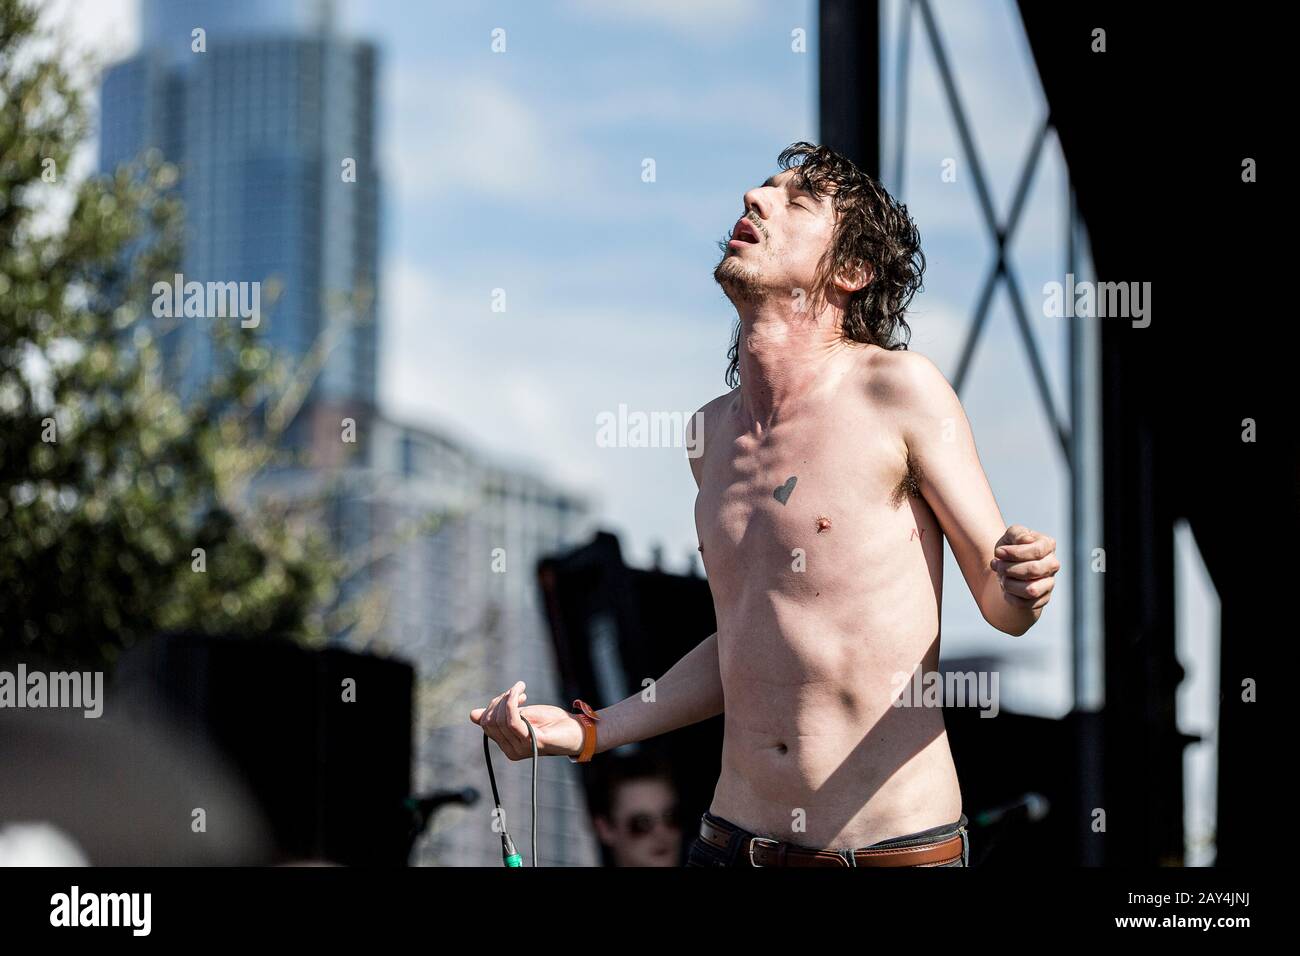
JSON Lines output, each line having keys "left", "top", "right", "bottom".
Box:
{"left": 890, "top": 450, "right": 924, "bottom": 509}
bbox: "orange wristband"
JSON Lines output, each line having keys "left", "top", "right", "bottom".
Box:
{"left": 568, "top": 699, "right": 600, "bottom": 763}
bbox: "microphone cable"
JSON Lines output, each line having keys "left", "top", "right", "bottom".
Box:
{"left": 482, "top": 715, "right": 539, "bottom": 866}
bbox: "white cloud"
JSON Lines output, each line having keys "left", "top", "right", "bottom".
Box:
{"left": 383, "top": 70, "right": 597, "bottom": 205}
{"left": 900, "top": 296, "right": 969, "bottom": 378}
{"left": 38, "top": 0, "right": 138, "bottom": 66}
{"left": 563, "top": 0, "right": 762, "bottom": 35}
{"left": 570, "top": 80, "right": 812, "bottom": 143}
{"left": 377, "top": 253, "right": 725, "bottom": 560}
{"left": 20, "top": 1, "right": 139, "bottom": 239}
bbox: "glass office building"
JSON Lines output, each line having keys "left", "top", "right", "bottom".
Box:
{"left": 99, "top": 0, "right": 378, "bottom": 410}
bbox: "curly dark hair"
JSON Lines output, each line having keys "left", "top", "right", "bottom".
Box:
{"left": 724, "top": 141, "right": 925, "bottom": 387}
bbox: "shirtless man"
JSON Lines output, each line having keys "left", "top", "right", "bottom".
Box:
{"left": 471, "top": 142, "right": 1059, "bottom": 867}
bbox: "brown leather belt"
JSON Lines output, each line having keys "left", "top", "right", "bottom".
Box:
{"left": 698, "top": 814, "right": 965, "bottom": 867}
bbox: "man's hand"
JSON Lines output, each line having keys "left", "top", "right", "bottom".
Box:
{"left": 470, "top": 681, "right": 586, "bottom": 760}
{"left": 989, "top": 525, "right": 1059, "bottom": 611}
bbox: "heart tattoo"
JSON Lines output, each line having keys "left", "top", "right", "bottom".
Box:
{"left": 773, "top": 476, "right": 797, "bottom": 505}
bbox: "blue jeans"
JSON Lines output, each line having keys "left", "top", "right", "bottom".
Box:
{"left": 685, "top": 811, "right": 970, "bottom": 867}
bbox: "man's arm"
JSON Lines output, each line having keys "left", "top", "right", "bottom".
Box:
{"left": 886, "top": 351, "right": 1059, "bottom": 636}
{"left": 590, "top": 631, "right": 724, "bottom": 754}
{"left": 598, "top": 396, "right": 726, "bottom": 751}
{"left": 471, "top": 399, "right": 726, "bottom": 760}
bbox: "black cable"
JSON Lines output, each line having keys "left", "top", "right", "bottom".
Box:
{"left": 481, "top": 715, "right": 539, "bottom": 866}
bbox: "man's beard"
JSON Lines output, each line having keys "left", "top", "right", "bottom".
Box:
{"left": 713, "top": 252, "right": 766, "bottom": 304}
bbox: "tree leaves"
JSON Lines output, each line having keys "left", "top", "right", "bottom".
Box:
{"left": 0, "top": 0, "right": 342, "bottom": 670}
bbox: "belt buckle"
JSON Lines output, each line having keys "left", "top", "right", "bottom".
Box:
{"left": 747, "top": 836, "right": 780, "bottom": 867}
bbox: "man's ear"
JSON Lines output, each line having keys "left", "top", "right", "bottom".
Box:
{"left": 833, "top": 258, "right": 873, "bottom": 294}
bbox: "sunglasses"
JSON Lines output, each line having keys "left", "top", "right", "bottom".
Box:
{"left": 621, "top": 807, "right": 681, "bottom": 837}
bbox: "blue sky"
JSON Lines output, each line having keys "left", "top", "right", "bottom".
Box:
{"left": 47, "top": 0, "right": 1219, "bottom": 733}
{"left": 349, "top": 0, "right": 824, "bottom": 569}
{"left": 337, "top": 0, "right": 1087, "bottom": 713}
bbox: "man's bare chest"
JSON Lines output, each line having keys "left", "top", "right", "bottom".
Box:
{"left": 694, "top": 416, "right": 924, "bottom": 585}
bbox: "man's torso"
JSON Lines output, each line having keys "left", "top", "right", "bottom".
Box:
{"left": 693, "top": 344, "right": 961, "bottom": 849}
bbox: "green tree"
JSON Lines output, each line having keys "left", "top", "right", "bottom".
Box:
{"left": 0, "top": 0, "right": 350, "bottom": 669}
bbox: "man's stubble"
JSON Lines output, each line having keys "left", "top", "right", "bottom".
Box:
{"left": 714, "top": 252, "right": 766, "bottom": 305}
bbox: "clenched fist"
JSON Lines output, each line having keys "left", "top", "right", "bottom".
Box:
{"left": 990, "top": 525, "right": 1059, "bottom": 610}
{"left": 469, "top": 681, "right": 586, "bottom": 760}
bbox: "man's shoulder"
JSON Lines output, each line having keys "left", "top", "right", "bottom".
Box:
{"left": 686, "top": 389, "right": 736, "bottom": 483}
{"left": 693, "top": 388, "right": 738, "bottom": 422}
{"left": 855, "top": 345, "right": 957, "bottom": 414}
{"left": 688, "top": 388, "right": 738, "bottom": 442}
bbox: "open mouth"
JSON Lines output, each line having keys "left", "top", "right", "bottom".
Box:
{"left": 730, "top": 217, "right": 761, "bottom": 244}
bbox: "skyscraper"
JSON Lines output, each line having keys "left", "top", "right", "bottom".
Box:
{"left": 99, "top": 0, "right": 378, "bottom": 414}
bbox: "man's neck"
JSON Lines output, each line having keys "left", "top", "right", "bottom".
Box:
{"left": 735, "top": 300, "right": 852, "bottom": 432}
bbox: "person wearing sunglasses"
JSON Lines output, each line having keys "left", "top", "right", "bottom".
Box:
{"left": 590, "top": 754, "right": 682, "bottom": 867}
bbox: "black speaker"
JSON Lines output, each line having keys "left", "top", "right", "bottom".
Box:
{"left": 538, "top": 531, "right": 722, "bottom": 863}
{"left": 115, "top": 632, "right": 414, "bottom": 865}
